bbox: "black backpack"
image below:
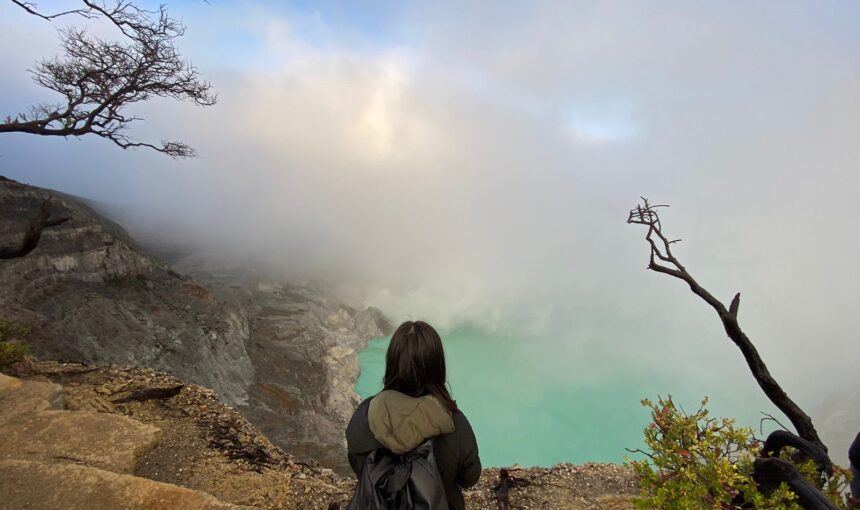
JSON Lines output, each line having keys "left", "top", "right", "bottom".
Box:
{"left": 347, "top": 439, "right": 449, "bottom": 510}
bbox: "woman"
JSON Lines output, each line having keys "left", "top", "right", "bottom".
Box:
{"left": 346, "top": 320, "right": 481, "bottom": 510}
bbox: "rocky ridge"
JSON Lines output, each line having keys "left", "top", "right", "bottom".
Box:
{"left": 0, "top": 368, "right": 252, "bottom": 510}
{"left": 4, "top": 359, "right": 637, "bottom": 509}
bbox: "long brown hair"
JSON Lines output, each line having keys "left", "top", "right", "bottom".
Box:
{"left": 382, "top": 320, "right": 458, "bottom": 413}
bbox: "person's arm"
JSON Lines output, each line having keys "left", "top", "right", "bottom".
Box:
{"left": 454, "top": 412, "right": 482, "bottom": 488}
{"left": 345, "top": 398, "right": 373, "bottom": 477}
{"left": 348, "top": 450, "right": 367, "bottom": 477}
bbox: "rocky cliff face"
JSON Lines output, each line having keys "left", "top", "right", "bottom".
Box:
{"left": 0, "top": 176, "right": 254, "bottom": 405}
{"left": 0, "top": 177, "right": 391, "bottom": 473}
{"left": 171, "top": 263, "right": 392, "bottom": 473}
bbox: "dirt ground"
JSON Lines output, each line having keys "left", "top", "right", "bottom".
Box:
{"left": 9, "top": 359, "right": 638, "bottom": 509}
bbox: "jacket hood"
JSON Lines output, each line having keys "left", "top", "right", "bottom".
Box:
{"left": 368, "top": 390, "right": 455, "bottom": 454}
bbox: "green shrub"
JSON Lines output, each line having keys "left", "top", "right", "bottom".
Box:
{"left": 626, "top": 396, "right": 851, "bottom": 510}
{"left": 0, "top": 318, "right": 29, "bottom": 367}
{"left": 0, "top": 318, "right": 29, "bottom": 343}
{"left": 0, "top": 341, "right": 28, "bottom": 367}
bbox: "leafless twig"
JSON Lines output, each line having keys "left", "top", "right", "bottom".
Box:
{"left": 760, "top": 412, "right": 791, "bottom": 436}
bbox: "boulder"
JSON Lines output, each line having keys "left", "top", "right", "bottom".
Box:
{"left": 0, "top": 372, "right": 20, "bottom": 392}
{"left": 0, "top": 459, "right": 255, "bottom": 509}
{"left": 0, "top": 409, "right": 160, "bottom": 473}
{"left": 0, "top": 373, "right": 63, "bottom": 425}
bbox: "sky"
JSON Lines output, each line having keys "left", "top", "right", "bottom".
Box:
{"left": 1, "top": 1, "right": 860, "bottom": 461}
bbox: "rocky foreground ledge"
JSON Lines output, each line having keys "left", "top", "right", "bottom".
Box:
{"left": 1, "top": 359, "right": 637, "bottom": 509}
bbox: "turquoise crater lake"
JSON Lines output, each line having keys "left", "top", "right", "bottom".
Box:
{"left": 356, "top": 327, "right": 774, "bottom": 468}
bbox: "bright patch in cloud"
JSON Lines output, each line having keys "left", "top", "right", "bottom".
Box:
{"left": 563, "top": 94, "right": 639, "bottom": 143}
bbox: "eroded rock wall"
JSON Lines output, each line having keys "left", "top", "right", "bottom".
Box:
{"left": 0, "top": 176, "right": 392, "bottom": 472}
{"left": 0, "top": 177, "right": 255, "bottom": 405}
{"left": 173, "top": 271, "right": 392, "bottom": 474}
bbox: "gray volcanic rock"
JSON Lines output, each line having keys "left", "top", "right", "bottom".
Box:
{"left": 0, "top": 176, "right": 253, "bottom": 405}
{"left": 173, "top": 264, "right": 392, "bottom": 474}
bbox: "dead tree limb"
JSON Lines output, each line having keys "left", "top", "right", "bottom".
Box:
{"left": 627, "top": 197, "right": 825, "bottom": 451}
{"left": 112, "top": 384, "right": 184, "bottom": 404}
{"left": 9, "top": 1, "right": 93, "bottom": 20}
{"left": 0, "top": 199, "right": 70, "bottom": 259}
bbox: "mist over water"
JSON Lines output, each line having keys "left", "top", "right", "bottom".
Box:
{"left": 357, "top": 327, "right": 779, "bottom": 467}
{"left": 2, "top": 1, "right": 860, "bottom": 466}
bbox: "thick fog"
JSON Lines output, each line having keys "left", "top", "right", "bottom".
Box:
{"left": 2, "top": 2, "right": 859, "bottom": 461}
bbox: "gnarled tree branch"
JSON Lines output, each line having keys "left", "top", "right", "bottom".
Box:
{"left": 2, "top": 1, "right": 216, "bottom": 158}
{"left": 9, "top": 1, "right": 93, "bottom": 20}
{"left": 627, "top": 197, "right": 825, "bottom": 451}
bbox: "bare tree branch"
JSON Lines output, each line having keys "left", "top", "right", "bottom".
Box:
{"left": 0, "top": 199, "right": 70, "bottom": 259}
{"left": 3, "top": 1, "right": 216, "bottom": 158}
{"left": 760, "top": 412, "right": 791, "bottom": 436}
{"left": 9, "top": 1, "right": 97, "bottom": 20}
{"left": 627, "top": 197, "right": 826, "bottom": 451}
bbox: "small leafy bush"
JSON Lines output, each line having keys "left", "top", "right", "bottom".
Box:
{"left": 0, "top": 341, "right": 28, "bottom": 367}
{"left": 0, "top": 317, "right": 29, "bottom": 343}
{"left": 625, "top": 396, "right": 841, "bottom": 510}
{"left": 0, "top": 318, "right": 30, "bottom": 367}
